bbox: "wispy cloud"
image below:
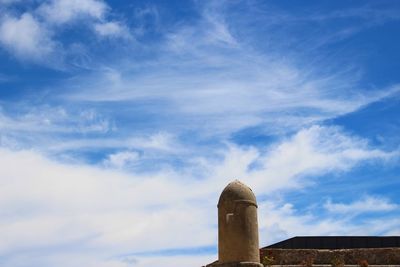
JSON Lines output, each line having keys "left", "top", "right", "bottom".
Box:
{"left": 94, "top": 21, "right": 131, "bottom": 39}
{"left": 324, "top": 196, "right": 398, "bottom": 215}
{"left": 60, "top": 1, "right": 400, "bottom": 138}
{"left": 0, "top": 106, "right": 113, "bottom": 134}
{"left": 37, "top": 0, "right": 108, "bottom": 25}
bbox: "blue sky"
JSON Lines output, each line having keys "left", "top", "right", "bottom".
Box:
{"left": 0, "top": 0, "right": 400, "bottom": 266}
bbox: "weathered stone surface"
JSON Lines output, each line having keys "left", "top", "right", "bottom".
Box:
{"left": 267, "top": 265, "right": 400, "bottom": 267}
{"left": 217, "top": 180, "right": 261, "bottom": 266}
{"left": 260, "top": 248, "right": 400, "bottom": 265}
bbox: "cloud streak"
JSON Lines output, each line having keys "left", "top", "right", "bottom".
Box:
{"left": 60, "top": 2, "right": 400, "bottom": 138}
{"left": 325, "top": 196, "right": 399, "bottom": 215}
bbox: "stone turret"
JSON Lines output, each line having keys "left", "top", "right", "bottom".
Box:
{"left": 213, "top": 180, "right": 263, "bottom": 267}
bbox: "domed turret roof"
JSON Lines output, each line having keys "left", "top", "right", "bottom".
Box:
{"left": 218, "top": 180, "right": 257, "bottom": 207}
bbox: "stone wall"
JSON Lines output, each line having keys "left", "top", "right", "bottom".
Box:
{"left": 269, "top": 265, "right": 400, "bottom": 267}
{"left": 260, "top": 248, "right": 400, "bottom": 265}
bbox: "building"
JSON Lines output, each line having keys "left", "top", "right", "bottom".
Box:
{"left": 205, "top": 181, "right": 400, "bottom": 266}
{"left": 261, "top": 236, "right": 400, "bottom": 265}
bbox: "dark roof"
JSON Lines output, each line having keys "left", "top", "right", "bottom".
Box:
{"left": 264, "top": 236, "right": 400, "bottom": 249}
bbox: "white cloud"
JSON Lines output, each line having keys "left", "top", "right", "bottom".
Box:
{"left": 0, "top": 13, "right": 57, "bottom": 61}
{"left": 38, "top": 0, "right": 108, "bottom": 25}
{"left": 36, "top": 0, "right": 132, "bottom": 40}
{"left": 0, "top": 0, "right": 130, "bottom": 63}
{"left": 324, "top": 196, "right": 399, "bottom": 214}
{"left": 94, "top": 21, "right": 130, "bottom": 38}
{"left": 103, "top": 151, "right": 140, "bottom": 169}
{"left": 0, "top": 124, "right": 397, "bottom": 266}
{"left": 242, "top": 125, "right": 396, "bottom": 191}
{"left": 130, "top": 254, "right": 217, "bottom": 267}
{"left": 166, "top": 6, "right": 237, "bottom": 52}
{"left": 0, "top": 148, "right": 216, "bottom": 264}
